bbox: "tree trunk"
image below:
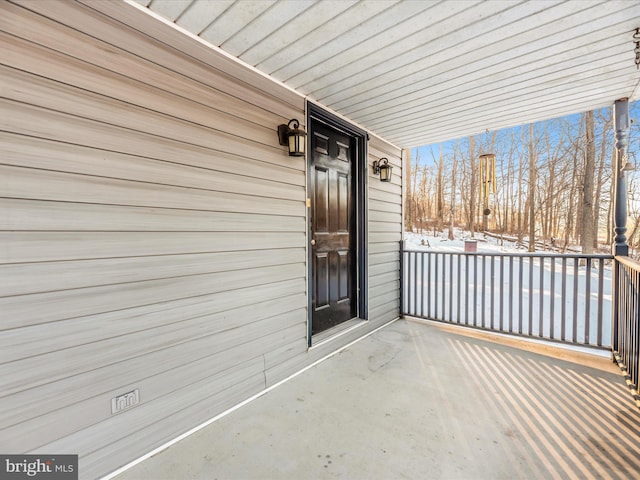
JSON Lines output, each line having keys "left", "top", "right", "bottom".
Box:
{"left": 404, "top": 148, "right": 412, "bottom": 231}
{"left": 517, "top": 127, "right": 525, "bottom": 245}
{"left": 505, "top": 131, "right": 515, "bottom": 234}
{"left": 468, "top": 135, "right": 476, "bottom": 237}
{"left": 448, "top": 146, "right": 457, "bottom": 240}
{"left": 581, "top": 110, "right": 596, "bottom": 254}
{"left": 593, "top": 111, "right": 611, "bottom": 249}
{"left": 412, "top": 152, "right": 419, "bottom": 233}
{"left": 436, "top": 144, "right": 444, "bottom": 231}
{"left": 528, "top": 123, "right": 536, "bottom": 252}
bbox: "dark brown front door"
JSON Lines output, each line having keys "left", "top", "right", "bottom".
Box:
{"left": 310, "top": 120, "right": 357, "bottom": 335}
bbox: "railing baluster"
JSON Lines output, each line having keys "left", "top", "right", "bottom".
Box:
{"left": 508, "top": 256, "right": 513, "bottom": 333}
{"left": 408, "top": 251, "right": 412, "bottom": 316}
{"left": 440, "top": 252, "right": 444, "bottom": 320}
{"left": 596, "top": 258, "right": 604, "bottom": 347}
{"left": 417, "top": 251, "right": 421, "bottom": 316}
{"left": 464, "top": 254, "right": 469, "bottom": 325}
{"left": 550, "top": 256, "right": 556, "bottom": 340}
{"left": 456, "top": 253, "right": 461, "bottom": 323}
{"left": 573, "top": 258, "right": 579, "bottom": 343}
{"left": 400, "top": 248, "right": 403, "bottom": 313}
{"left": 585, "top": 257, "right": 592, "bottom": 345}
{"left": 528, "top": 256, "right": 534, "bottom": 336}
{"left": 490, "top": 255, "right": 495, "bottom": 330}
{"left": 425, "top": 252, "right": 430, "bottom": 318}
{"left": 471, "top": 253, "right": 478, "bottom": 326}
{"left": 539, "top": 256, "right": 545, "bottom": 338}
{"left": 518, "top": 256, "right": 524, "bottom": 335}
{"left": 436, "top": 253, "right": 440, "bottom": 320}
{"left": 481, "top": 255, "right": 486, "bottom": 329}
{"left": 561, "top": 257, "right": 567, "bottom": 341}
{"left": 408, "top": 250, "right": 411, "bottom": 315}
{"left": 449, "top": 254, "right": 454, "bottom": 322}
{"left": 499, "top": 255, "right": 504, "bottom": 332}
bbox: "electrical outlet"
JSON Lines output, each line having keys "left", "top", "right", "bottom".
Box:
{"left": 111, "top": 389, "right": 140, "bottom": 414}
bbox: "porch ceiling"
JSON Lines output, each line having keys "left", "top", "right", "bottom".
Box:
{"left": 133, "top": 0, "right": 640, "bottom": 148}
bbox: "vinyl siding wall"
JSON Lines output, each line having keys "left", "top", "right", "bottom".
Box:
{"left": 0, "top": 1, "right": 402, "bottom": 479}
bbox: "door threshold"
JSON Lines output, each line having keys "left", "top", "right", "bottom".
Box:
{"left": 309, "top": 318, "right": 368, "bottom": 350}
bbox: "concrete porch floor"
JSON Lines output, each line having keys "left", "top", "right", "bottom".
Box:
{"left": 113, "top": 319, "right": 640, "bottom": 480}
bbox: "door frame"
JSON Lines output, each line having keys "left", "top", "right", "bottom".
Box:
{"left": 307, "top": 102, "right": 368, "bottom": 346}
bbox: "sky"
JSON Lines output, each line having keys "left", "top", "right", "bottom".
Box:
{"left": 411, "top": 100, "right": 640, "bottom": 170}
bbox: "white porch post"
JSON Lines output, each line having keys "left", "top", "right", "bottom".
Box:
{"left": 613, "top": 98, "right": 630, "bottom": 257}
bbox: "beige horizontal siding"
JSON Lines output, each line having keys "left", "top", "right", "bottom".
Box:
{"left": 0, "top": 1, "right": 403, "bottom": 479}
{"left": 369, "top": 260, "right": 400, "bottom": 277}
{"left": 2, "top": 163, "right": 304, "bottom": 209}
{"left": 1, "top": 232, "right": 305, "bottom": 263}
{"left": 0, "top": 262, "right": 305, "bottom": 328}
{"left": 0, "top": 281, "right": 303, "bottom": 426}
{"left": 1, "top": 100, "right": 293, "bottom": 174}
{"left": 0, "top": 199, "right": 304, "bottom": 233}
{"left": 3, "top": 310, "right": 306, "bottom": 453}
{"left": 1, "top": 132, "right": 304, "bottom": 186}
{"left": 3, "top": 1, "right": 301, "bottom": 116}
{"left": 1, "top": 248, "right": 306, "bottom": 297}
{"left": 1, "top": 1, "right": 306, "bottom": 478}
{"left": 368, "top": 136, "right": 402, "bottom": 326}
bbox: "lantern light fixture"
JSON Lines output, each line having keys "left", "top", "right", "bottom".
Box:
{"left": 373, "top": 157, "right": 393, "bottom": 182}
{"left": 277, "top": 118, "right": 307, "bottom": 156}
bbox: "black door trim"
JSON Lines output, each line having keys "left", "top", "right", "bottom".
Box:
{"left": 307, "top": 102, "right": 368, "bottom": 346}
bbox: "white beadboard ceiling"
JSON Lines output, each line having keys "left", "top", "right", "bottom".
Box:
{"left": 135, "top": 0, "right": 640, "bottom": 148}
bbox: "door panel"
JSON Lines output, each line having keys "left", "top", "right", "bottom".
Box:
{"left": 310, "top": 121, "right": 357, "bottom": 334}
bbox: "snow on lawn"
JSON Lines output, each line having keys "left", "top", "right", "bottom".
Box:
{"left": 406, "top": 229, "right": 537, "bottom": 253}
{"left": 403, "top": 229, "right": 613, "bottom": 350}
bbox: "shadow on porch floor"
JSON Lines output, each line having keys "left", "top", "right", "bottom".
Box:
{"left": 113, "top": 319, "right": 640, "bottom": 480}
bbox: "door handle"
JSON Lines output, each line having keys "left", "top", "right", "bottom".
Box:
{"left": 310, "top": 239, "right": 316, "bottom": 246}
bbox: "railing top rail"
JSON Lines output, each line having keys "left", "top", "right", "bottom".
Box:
{"left": 402, "top": 249, "right": 614, "bottom": 260}
{"left": 614, "top": 255, "right": 640, "bottom": 270}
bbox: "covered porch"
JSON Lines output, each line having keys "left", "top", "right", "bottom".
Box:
{"left": 111, "top": 319, "right": 639, "bottom": 479}
{"left": 2, "top": 1, "right": 639, "bottom": 479}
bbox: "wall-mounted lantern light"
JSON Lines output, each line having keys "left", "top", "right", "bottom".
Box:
{"left": 277, "top": 118, "right": 307, "bottom": 156}
{"left": 373, "top": 157, "right": 393, "bottom": 182}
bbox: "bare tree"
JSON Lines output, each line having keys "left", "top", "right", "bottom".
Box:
{"left": 517, "top": 127, "right": 525, "bottom": 245}
{"left": 402, "top": 102, "right": 636, "bottom": 253}
{"left": 528, "top": 123, "right": 536, "bottom": 252}
{"left": 581, "top": 110, "right": 596, "bottom": 253}
{"left": 412, "top": 150, "right": 420, "bottom": 232}
{"left": 448, "top": 141, "right": 458, "bottom": 240}
{"left": 593, "top": 109, "right": 612, "bottom": 248}
{"left": 404, "top": 148, "right": 412, "bottom": 231}
{"left": 468, "top": 135, "right": 477, "bottom": 237}
{"left": 562, "top": 117, "right": 584, "bottom": 250}
{"left": 436, "top": 144, "right": 445, "bottom": 231}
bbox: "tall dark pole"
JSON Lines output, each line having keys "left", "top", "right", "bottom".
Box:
{"left": 611, "top": 98, "right": 630, "bottom": 358}
{"left": 613, "top": 98, "right": 630, "bottom": 257}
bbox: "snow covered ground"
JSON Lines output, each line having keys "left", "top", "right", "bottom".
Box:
{"left": 403, "top": 230, "right": 612, "bottom": 349}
